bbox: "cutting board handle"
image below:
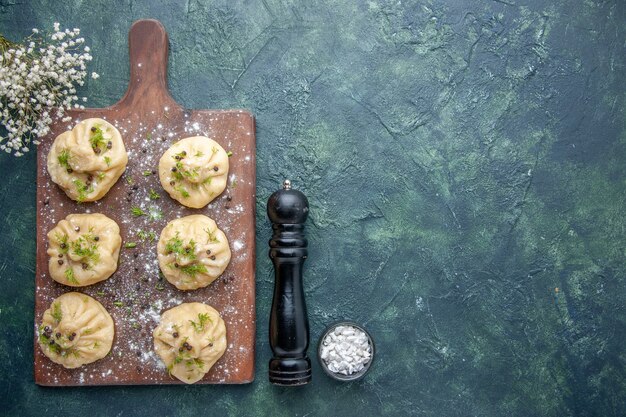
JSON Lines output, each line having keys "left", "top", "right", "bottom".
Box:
{"left": 114, "top": 19, "right": 181, "bottom": 111}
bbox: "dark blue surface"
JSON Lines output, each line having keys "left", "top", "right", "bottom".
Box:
{"left": 1, "top": 0, "right": 625, "bottom": 416}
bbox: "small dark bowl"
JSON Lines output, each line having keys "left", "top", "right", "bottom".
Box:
{"left": 317, "top": 321, "right": 375, "bottom": 382}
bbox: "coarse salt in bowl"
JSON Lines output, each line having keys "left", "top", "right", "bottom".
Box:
{"left": 317, "top": 321, "right": 375, "bottom": 381}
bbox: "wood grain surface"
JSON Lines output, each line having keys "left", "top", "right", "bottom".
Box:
{"left": 34, "top": 19, "right": 256, "bottom": 385}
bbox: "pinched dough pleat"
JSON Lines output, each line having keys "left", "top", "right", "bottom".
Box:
{"left": 37, "top": 292, "right": 114, "bottom": 369}
{"left": 47, "top": 118, "right": 128, "bottom": 202}
{"left": 153, "top": 302, "right": 227, "bottom": 384}
{"left": 158, "top": 136, "right": 229, "bottom": 208}
{"left": 47, "top": 213, "right": 121, "bottom": 287}
{"left": 157, "top": 215, "right": 231, "bottom": 290}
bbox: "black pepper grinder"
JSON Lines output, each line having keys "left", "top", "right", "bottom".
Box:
{"left": 267, "top": 179, "right": 312, "bottom": 386}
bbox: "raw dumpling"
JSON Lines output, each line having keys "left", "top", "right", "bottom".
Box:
{"left": 158, "top": 136, "right": 229, "bottom": 208}
{"left": 47, "top": 118, "right": 128, "bottom": 202}
{"left": 47, "top": 213, "right": 121, "bottom": 287}
{"left": 153, "top": 302, "right": 227, "bottom": 384}
{"left": 157, "top": 215, "right": 231, "bottom": 290}
{"left": 37, "top": 292, "right": 114, "bottom": 369}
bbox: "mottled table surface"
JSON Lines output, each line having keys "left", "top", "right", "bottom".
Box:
{"left": 1, "top": 1, "right": 624, "bottom": 416}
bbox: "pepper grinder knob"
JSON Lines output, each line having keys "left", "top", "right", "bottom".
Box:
{"left": 267, "top": 180, "right": 312, "bottom": 386}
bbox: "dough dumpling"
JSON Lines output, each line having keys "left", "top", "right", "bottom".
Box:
{"left": 153, "top": 302, "right": 227, "bottom": 384}
{"left": 157, "top": 215, "right": 231, "bottom": 290}
{"left": 47, "top": 213, "right": 121, "bottom": 287}
{"left": 37, "top": 292, "right": 114, "bottom": 369}
{"left": 158, "top": 136, "right": 229, "bottom": 208}
{"left": 47, "top": 118, "right": 128, "bottom": 202}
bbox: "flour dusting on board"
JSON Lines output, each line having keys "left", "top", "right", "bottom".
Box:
{"left": 34, "top": 106, "right": 256, "bottom": 385}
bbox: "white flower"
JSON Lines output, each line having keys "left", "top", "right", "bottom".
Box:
{"left": 91, "top": 72, "right": 99, "bottom": 79}
{"left": 0, "top": 23, "right": 99, "bottom": 156}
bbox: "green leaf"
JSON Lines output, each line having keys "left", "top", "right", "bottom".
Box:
{"left": 137, "top": 230, "right": 148, "bottom": 241}
{"left": 165, "top": 234, "right": 198, "bottom": 261}
{"left": 73, "top": 179, "right": 93, "bottom": 202}
{"left": 172, "top": 161, "right": 199, "bottom": 180}
{"left": 70, "top": 234, "right": 100, "bottom": 266}
{"left": 165, "top": 234, "right": 184, "bottom": 256}
{"left": 64, "top": 267, "right": 79, "bottom": 284}
{"left": 204, "top": 228, "right": 220, "bottom": 244}
{"left": 51, "top": 302, "right": 63, "bottom": 322}
{"left": 55, "top": 233, "right": 69, "bottom": 254}
{"left": 189, "top": 313, "right": 212, "bottom": 332}
{"left": 130, "top": 207, "right": 146, "bottom": 217}
{"left": 89, "top": 125, "right": 106, "bottom": 151}
{"left": 148, "top": 189, "right": 160, "bottom": 200}
{"left": 178, "top": 263, "right": 208, "bottom": 277}
{"left": 174, "top": 185, "right": 190, "bottom": 198}
{"left": 58, "top": 148, "right": 72, "bottom": 169}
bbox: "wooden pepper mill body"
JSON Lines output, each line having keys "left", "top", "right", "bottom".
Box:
{"left": 267, "top": 180, "right": 312, "bottom": 386}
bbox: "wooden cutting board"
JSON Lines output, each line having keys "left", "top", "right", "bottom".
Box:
{"left": 34, "top": 19, "right": 256, "bottom": 385}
